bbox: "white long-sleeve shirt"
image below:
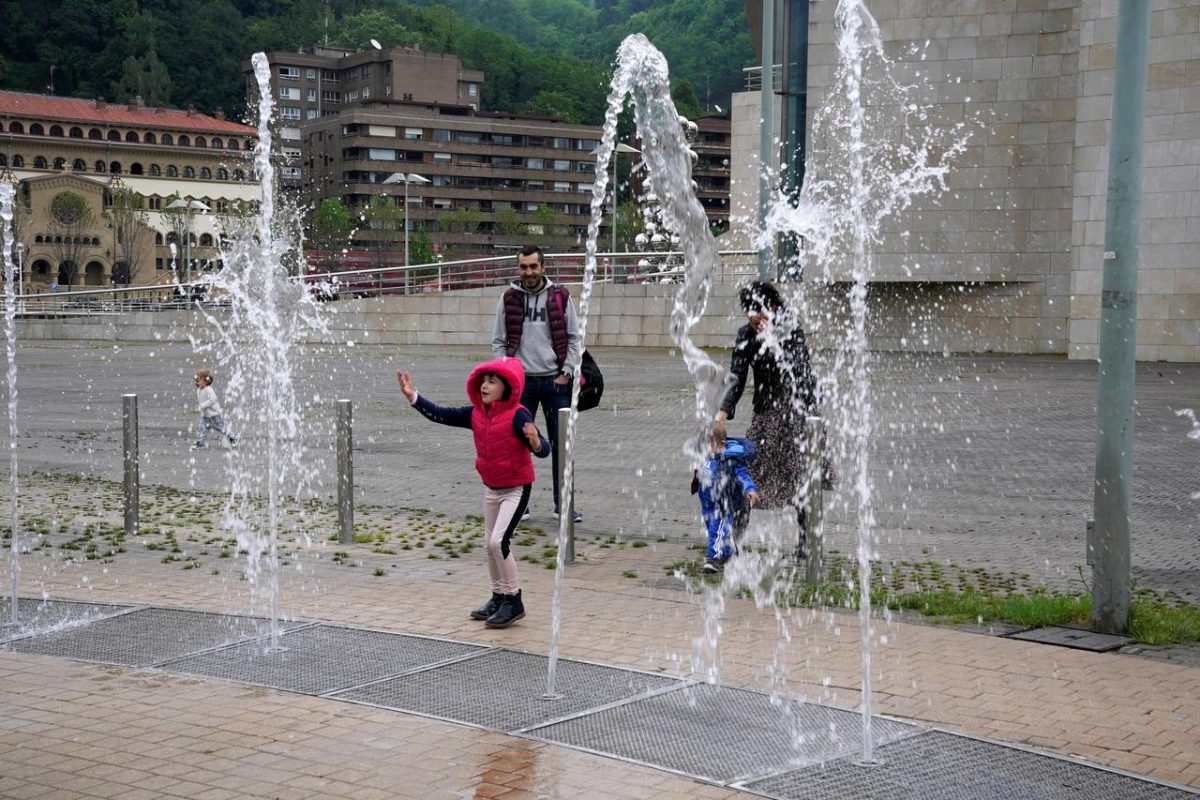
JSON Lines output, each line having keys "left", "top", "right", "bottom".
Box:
{"left": 196, "top": 385, "right": 223, "bottom": 418}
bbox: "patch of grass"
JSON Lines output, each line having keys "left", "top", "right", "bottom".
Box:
{"left": 1129, "top": 601, "right": 1200, "bottom": 646}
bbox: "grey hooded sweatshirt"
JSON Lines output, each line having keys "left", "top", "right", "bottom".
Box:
{"left": 490, "top": 278, "right": 581, "bottom": 377}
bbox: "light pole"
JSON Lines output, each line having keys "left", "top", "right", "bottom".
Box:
{"left": 383, "top": 172, "right": 429, "bottom": 266}
{"left": 15, "top": 243, "right": 24, "bottom": 299}
{"left": 165, "top": 198, "right": 210, "bottom": 304}
{"left": 590, "top": 142, "right": 640, "bottom": 259}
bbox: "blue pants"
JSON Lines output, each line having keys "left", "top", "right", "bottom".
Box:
{"left": 519, "top": 374, "right": 572, "bottom": 511}
{"left": 196, "top": 414, "right": 236, "bottom": 446}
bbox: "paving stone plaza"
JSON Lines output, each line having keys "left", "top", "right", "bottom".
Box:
{"left": 0, "top": 340, "right": 1197, "bottom": 798}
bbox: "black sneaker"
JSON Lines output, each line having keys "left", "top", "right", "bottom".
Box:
{"left": 469, "top": 593, "right": 504, "bottom": 621}
{"left": 485, "top": 591, "right": 525, "bottom": 628}
{"left": 553, "top": 508, "right": 583, "bottom": 524}
{"left": 703, "top": 557, "right": 723, "bottom": 574}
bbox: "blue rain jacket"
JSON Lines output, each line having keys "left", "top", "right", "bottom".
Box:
{"left": 697, "top": 437, "right": 758, "bottom": 560}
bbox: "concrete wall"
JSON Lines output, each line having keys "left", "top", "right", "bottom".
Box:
{"left": 726, "top": 1, "right": 1200, "bottom": 363}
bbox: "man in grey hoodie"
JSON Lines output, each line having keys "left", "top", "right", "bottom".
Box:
{"left": 491, "top": 245, "right": 582, "bottom": 522}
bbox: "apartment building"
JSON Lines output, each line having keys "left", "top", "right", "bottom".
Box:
{"left": 245, "top": 45, "right": 484, "bottom": 185}
{"left": 692, "top": 114, "right": 732, "bottom": 235}
{"left": 303, "top": 106, "right": 603, "bottom": 257}
{"left": 0, "top": 90, "right": 258, "bottom": 289}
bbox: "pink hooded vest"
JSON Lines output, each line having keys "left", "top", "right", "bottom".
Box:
{"left": 466, "top": 357, "right": 535, "bottom": 489}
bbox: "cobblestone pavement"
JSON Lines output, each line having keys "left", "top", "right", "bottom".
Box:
{"left": 1, "top": 340, "right": 1199, "bottom": 798}
{"left": 11, "top": 340, "right": 1200, "bottom": 601}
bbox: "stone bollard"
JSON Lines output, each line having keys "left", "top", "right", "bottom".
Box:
{"left": 337, "top": 399, "right": 353, "bottom": 545}
{"left": 122, "top": 394, "right": 138, "bottom": 538}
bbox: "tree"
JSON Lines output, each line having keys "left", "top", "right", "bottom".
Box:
{"left": 409, "top": 226, "right": 434, "bottom": 267}
{"left": 112, "top": 50, "right": 172, "bottom": 106}
{"left": 47, "top": 192, "right": 94, "bottom": 287}
{"left": 106, "top": 187, "right": 151, "bottom": 284}
{"left": 671, "top": 78, "right": 703, "bottom": 121}
{"left": 308, "top": 198, "right": 355, "bottom": 269}
{"left": 362, "top": 195, "right": 401, "bottom": 267}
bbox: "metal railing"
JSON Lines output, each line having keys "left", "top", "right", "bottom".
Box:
{"left": 8, "top": 250, "right": 760, "bottom": 314}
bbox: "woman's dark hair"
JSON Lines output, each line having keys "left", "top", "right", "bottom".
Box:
{"left": 739, "top": 281, "right": 786, "bottom": 314}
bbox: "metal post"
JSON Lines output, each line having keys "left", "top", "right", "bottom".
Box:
{"left": 403, "top": 182, "right": 410, "bottom": 268}
{"left": 336, "top": 399, "right": 353, "bottom": 545}
{"left": 122, "top": 394, "right": 138, "bottom": 538}
{"left": 1091, "top": 0, "right": 1149, "bottom": 635}
{"left": 757, "top": 0, "right": 775, "bottom": 281}
{"left": 556, "top": 407, "right": 574, "bottom": 564}
{"left": 803, "top": 417, "right": 825, "bottom": 584}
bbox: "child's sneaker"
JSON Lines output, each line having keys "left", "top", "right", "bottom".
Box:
{"left": 190, "top": 443, "right": 206, "bottom": 450}
{"left": 702, "top": 557, "right": 723, "bottom": 574}
{"left": 520, "top": 508, "right": 531, "bottom": 521}
{"left": 228, "top": 437, "right": 238, "bottom": 447}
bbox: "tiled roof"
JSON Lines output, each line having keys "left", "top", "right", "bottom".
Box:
{"left": 0, "top": 91, "right": 255, "bottom": 135}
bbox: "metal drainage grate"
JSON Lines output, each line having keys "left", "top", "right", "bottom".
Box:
{"left": 331, "top": 648, "right": 681, "bottom": 732}
{"left": 160, "top": 624, "right": 487, "bottom": 695}
{"left": 744, "top": 730, "right": 1197, "bottom": 800}
{"left": 0, "top": 597, "right": 134, "bottom": 644}
{"left": 527, "top": 683, "right": 918, "bottom": 785}
{"left": 1006, "top": 626, "right": 1133, "bottom": 653}
{"left": 5, "top": 608, "right": 303, "bottom": 667}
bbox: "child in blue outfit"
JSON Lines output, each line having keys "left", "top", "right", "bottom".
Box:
{"left": 693, "top": 437, "right": 760, "bottom": 574}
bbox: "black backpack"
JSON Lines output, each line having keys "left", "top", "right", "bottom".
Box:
{"left": 577, "top": 350, "right": 604, "bottom": 411}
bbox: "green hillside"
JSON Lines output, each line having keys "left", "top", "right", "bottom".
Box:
{"left": 0, "top": 0, "right": 750, "bottom": 124}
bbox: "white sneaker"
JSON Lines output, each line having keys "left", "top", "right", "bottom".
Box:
{"left": 190, "top": 443, "right": 206, "bottom": 450}
{"left": 520, "top": 508, "right": 531, "bottom": 521}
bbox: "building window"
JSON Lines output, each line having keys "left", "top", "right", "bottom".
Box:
{"left": 217, "top": 168, "right": 228, "bottom": 180}
{"left": 161, "top": 133, "right": 173, "bottom": 145}
{"left": 345, "top": 89, "right": 359, "bottom": 103}
{"left": 149, "top": 164, "right": 160, "bottom": 175}
{"left": 279, "top": 66, "right": 301, "bottom": 79}
{"left": 130, "top": 163, "right": 143, "bottom": 175}
{"left": 29, "top": 123, "right": 44, "bottom": 136}
{"left": 457, "top": 131, "right": 481, "bottom": 144}
{"left": 527, "top": 158, "right": 543, "bottom": 170}
{"left": 404, "top": 128, "right": 422, "bottom": 140}
{"left": 279, "top": 87, "right": 300, "bottom": 100}
{"left": 361, "top": 65, "right": 371, "bottom": 79}
{"left": 144, "top": 132, "right": 157, "bottom": 144}
{"left": 179, "top": 135, "right": 190, "bottom": 146}
{"left": 362, "top": 86, "right": 371, "bottom": 99}
{"left": 553, "top": 160, "right": 571, "bottom": 171}
{"left": 72, "top": 159, "right": 86, "bottom": 171}
{"left": 183, "top": 166, "right": 195, "bottom": 178}
{"left": 553, "top": 181, "right": 571, "bottom": 192}
{"left": 195, "top": 136, "right": 206, "bottom": 148}
{"left": 94, "top": 159, "right": 106, "bottom": 172}
{"left": 307, "top": 88, "right": 317, "bottom": 101}
{"left": 281, "top": 127, "right": 302, "bottom": 140}
{"left": 433, "top": 129, "right": 451, "bottom": 143}
{"left": 125, "top": 131, "right": 138, "bottom": 142}
{"left": 9, "top": 156, "right": 20, "bottom": 167}
{"left": 321, "top": 90, "right": 340, "bottom": 104}
{"left": 577, "top": 139, "right": 600, "bottom": 151}
{"left": 306, "top": 68, "right": 317, "bottom": 79}
{"left": 468, "top": 83, "right": 478, "bottom": 97}
{"left": 107, "top": 130, "right": 120, "bottom": 141}
{"left": 492, "top": 134, "right": 516, "bottom": 146}
{"left": 200, "top": 167, "right": 211, "bottom": 179}
{"left": 280, "top": 107, "right": 301, "bottom": 119}
{"left": 211, "top": 138, "right": 223, "bottom": 150}
{"left": 433, "top": 152, "right": 452, "bottom": 163}
{"left": 306, "top": 109, "right": 319, "bottom": 119}
{"left": 69, "top": 126, "right": 83, "bottom": 138}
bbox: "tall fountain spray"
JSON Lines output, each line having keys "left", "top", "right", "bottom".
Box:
{"left": 544, "top": 32, "right": 724, "bottom": 699}
{"left": 1, "top": 183, "right": 19, "bottom": 628}
{"left": 197, "top": 53, "right": 326, "bottom": 650}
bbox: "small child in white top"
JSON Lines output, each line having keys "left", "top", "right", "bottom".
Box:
{"left": 192, "top": 369, "right": 237, "bottom": 449}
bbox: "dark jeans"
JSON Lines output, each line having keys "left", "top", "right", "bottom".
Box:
{"left": 520, "top": 374, "right": 573, "bottom": 511}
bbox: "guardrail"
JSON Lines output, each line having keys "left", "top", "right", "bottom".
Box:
{"left": 9, "top": 250, "right": 760, "bottom": 314}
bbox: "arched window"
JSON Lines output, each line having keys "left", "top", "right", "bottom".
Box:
{"left": 211, "top": 138, "right": 223, "bottom": 150}
{"left": 125, "top": 131, "right": 138, "bottom": 142}
{"left": 0, "top": 154, "right": 6, "bottom": 166}
{"left": 95, "top": 160, "right": 106, "bottom": 172}
{"left": 49, "top": 125, "right": 63, "bottom": 136}
{"left": 166, "top": 231, "right": 178, "bottom": 245}
{"left": 216, "top": 167, "right": 228, "bottom": 180}
{"left": 29, "top": 123, "right": 44, "bottom": 136}
{"left": 69, "top": 127, "right": 83, "bottom": 138}
{"left": 109, "top": 161, "right": 122, "bottom": 174}
{"left": 194, "top": 136, "right": 206, "bottom": 148}
{"left": 88, "top": 128, "right": 102, "bottom": 140}
{"left": 91, "top": 237, "right": 100, "bottom": 246}
{"left": 229, "top": 139, "right": 239, "bottom": 150}
{"left": 200, "top": 233, "right": 214, "bottom": 247}
{"left": 33, "top": 156, "right": 47, "bottom": 169}
{"left": 144, "top": 132, "right": 156, "bottom": 144}
{"left": 178, "top": 135, "right": 190, "bottom": 146}
{"left": 199, "top": 167, "right": 211, "bottom": 179}
{"left": 8, "top": 122, "right": 22, "bottom": 134}
{"left": 233, "top": 169, "right": 245, "bottom": 181}
{"left": 183, "top": 166, "right": 195, "bottom": 178}
{"left": 53, "top": 157, "right": 65, "bottom": 170}
{"left": 130, "top": 163, "right": 144, "bottom": 175}
{"left": 161, "top": 133, "right": 173, "bottom": 145}
{"left": 154, "top": 232, "right": 163, "bottom": 245}
{"left": 73, "top": 159, "right": 86, "bottom": 171}
{"left": 11, "top": 155, "right": 22, "bottom": 167}
{"left": 34, "top": 235, "right": 43, "bottom": 243}
{"left": 106, "top": 130, "right": 120, "bottom": 141}
{"left": 166, "top": 165, "right": 178, "bottom": 177}
{"left": 149, "top": 164, "right": 161, "bottom": 176}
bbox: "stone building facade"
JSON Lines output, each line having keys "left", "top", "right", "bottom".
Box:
{"left": 730, "top": 1, "right": 1199, "bottom": 362}
{"left": 0, "top": 91, "right": 258, "bottom": 291}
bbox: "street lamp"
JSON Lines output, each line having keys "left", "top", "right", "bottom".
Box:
{"left": 383, "top": 172, "right": 430, "bottom": 266}
{"left": 15, "top": 243, "right": 24, "bottom": 302}
{"left": 165, "top": 198, "right": 210, "bottom": 304}
{"left": 590, "top": 142, "right": 640, "bottom": 259}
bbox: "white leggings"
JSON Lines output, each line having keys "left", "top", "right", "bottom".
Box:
{"left": 482, "top": 484, "right": 530, "bottom": 595}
